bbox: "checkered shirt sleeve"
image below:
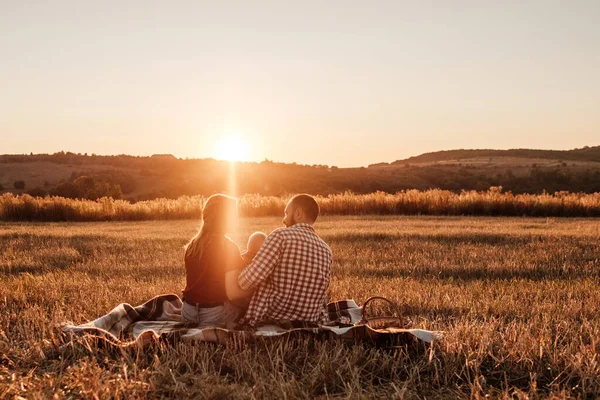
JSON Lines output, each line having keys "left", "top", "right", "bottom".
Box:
{"left": 238, "top": 229, "right": 283, "bottom": 291}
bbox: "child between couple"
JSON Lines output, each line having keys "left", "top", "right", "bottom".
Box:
{"left": 243, "top": 231, "right": 267, "bottom": 263}
{"left": 231, "top": 232, "right": 266, "bottom": 310}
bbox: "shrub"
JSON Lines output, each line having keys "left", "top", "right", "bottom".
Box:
{"left": 50, "top": 176, "right": 123, "bottom": 200}
{"left": 14, "top": 180, "right": 25, "bottom": 190}
{"left": 26, "top": 187, "right": 48, "bottom": 197}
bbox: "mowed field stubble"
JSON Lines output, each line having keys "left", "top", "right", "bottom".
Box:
{"left": 1, "top": 216, "right": 599, "bottom": 398}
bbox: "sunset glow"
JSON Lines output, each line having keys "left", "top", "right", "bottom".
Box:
{"left": 214, "top": 136, "right": 249, "bottom": 162}
{"left": 1, "top": 2, "right": 599, "bottom": 167}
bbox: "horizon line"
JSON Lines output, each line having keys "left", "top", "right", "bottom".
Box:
{"left": 1, "top": 144, "right": 598, "bottom": 169}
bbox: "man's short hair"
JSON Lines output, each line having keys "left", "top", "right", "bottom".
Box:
{"left": 289, "top": 194, "right": 320, "bottom": 223}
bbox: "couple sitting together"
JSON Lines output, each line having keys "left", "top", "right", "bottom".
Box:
{"left": 182, "top": 193, "right": 333, "bottom": 328}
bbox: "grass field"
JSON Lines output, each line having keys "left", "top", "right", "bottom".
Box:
{"left": 1, "top": 216, "right": 599, "bottom": 398}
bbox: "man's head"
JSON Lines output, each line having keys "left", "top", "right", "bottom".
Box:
{"left": 282, "top": 194, "right": 320, "bottom": 227}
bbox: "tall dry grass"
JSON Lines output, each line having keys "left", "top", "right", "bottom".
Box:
{"left": 1, "top": 216, "right": 599, "bottom": 397}
{"left": 0, "top": 194, "right": 204, "bottom": 221}
{"left": 1, "top": 188, "right": 599, "bottom": 221}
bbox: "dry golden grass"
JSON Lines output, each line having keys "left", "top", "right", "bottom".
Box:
{"left": 2, "top": 189, "right": 600, "bottom": 222}
{"left": 1, "top": 216, "right": 599, "bottom": 398}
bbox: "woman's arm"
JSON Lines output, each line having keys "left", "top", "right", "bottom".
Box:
{"left": 224, "top": 239, "right": 254, "bottom": 301}
{"left": 225, "top": 269, "right": 253, "bottom": 301}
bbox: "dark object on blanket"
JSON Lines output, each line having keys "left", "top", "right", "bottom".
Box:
{"left": 359, "top": 296, "right": 411, "bottom": 329}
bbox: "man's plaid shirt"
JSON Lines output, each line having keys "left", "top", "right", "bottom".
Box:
{"left": 238, "top": 223, "right": 332, "bottom": 326}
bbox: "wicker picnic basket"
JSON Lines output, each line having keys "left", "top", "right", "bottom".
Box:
{"left": 359, "top": 296, "right": 411, "bottom": 329}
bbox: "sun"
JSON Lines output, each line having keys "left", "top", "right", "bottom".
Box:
{"left": 214, "top": 136, "right": 249, "bottom": 162}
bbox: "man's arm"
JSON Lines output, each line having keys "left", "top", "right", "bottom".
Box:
{"left": 238, "top": 230, "right": 284, "bottom": 290}
{"left": 225, "top": 230, "right": 284, "bottom": 301}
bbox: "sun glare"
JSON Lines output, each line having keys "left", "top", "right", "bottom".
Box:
{"left": 215, "top": 136, "right": 248, "bottom": 162}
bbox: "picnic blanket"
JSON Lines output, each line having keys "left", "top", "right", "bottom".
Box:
{"left": 61, "top": 294, "right": 439, "bottom": 348}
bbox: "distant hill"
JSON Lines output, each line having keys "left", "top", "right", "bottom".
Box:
{"left": 390, "top": 146, "right": 600, "bottom": 165}
{"left": 1, "top": 147, "right": 600, "bottom": 200}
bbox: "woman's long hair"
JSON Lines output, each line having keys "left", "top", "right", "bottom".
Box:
{"left": 185, "top": 194, "right": 237, "bottom": 261}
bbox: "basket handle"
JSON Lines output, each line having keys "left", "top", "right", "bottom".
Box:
{"left": 360, "top": 296, "right": 402, "bottom": 324}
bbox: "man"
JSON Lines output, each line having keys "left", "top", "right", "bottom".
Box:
{"left": 225, "top": 194, "right": 332, "bottom": 326}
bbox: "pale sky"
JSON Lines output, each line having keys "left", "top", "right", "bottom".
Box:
{"left": 1, "top": 1, "right": 599, "bottom": 167}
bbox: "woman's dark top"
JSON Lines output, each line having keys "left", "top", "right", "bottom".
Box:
{"left": 183, "top": 236, "right": 245, "bottom": 305}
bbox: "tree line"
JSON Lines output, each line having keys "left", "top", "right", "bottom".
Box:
{"left": 1, "top": 152, "right": 600, "bottom": 201}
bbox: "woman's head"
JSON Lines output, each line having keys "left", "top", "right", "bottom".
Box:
{"left": 185, "top": 194, "right": 238, "bottom": 260}
{"left": 201, "top": 194, "right": 238, "bottom": 234}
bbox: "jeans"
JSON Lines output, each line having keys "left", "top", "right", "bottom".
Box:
{"left": 182, "top": 300, "right": 242, "bottom": 327}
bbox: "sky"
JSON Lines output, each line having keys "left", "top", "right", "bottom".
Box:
{"left": 1, "top": 1, "right": 599, "bottom": 167}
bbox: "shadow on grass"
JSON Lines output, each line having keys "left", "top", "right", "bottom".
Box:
{"left": 0, "top": 233, "right": 183, "bottom": 277}
{"left": 80, "top": 264, "right": 183, "bottom": 279}
{"left": 323, "top": 232, "right": 549, "bottom": 247}
{"left": 0, "top": 263, "right": 70, "bottom": 276}
{"left": 0, "top": 263, "right": 182, "bottom": 280}
{"left": 0, "top": 232, "right": 185, "bottom": 256}
{"left": 340, "top": 264, "right": 600, "bottom": 281}
{"left": 0, "top": 232, "right": 185, "bottom": 243}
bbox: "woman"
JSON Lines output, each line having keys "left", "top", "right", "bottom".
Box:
{"left": 182, "top": 194, "right": 246, "bottom": 326}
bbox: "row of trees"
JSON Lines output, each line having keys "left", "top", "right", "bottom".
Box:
{"left": 5, "top": 164, "right": 600, "bottom": 201}
{"left": 391, "top": 146, "right": 600, "bottom": 165}
{"left": 5, "top": 176, "right": 122, "bottom": 200}
{"left": 2, "top": 152, "right": 600, "bottom": 201}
